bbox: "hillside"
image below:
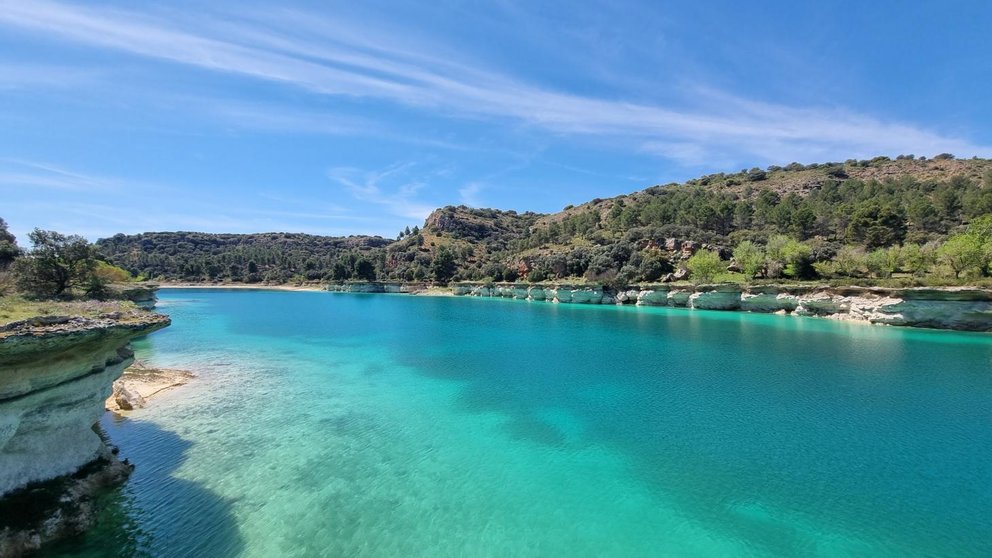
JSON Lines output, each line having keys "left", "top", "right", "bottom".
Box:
{"left": 96, "top": 155, "right": 992, "bottom": 286}
{"left": 96, "top": 231, "right": 391, "bottom": 283}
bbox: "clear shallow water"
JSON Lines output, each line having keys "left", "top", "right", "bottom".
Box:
{"left": 44, "top": 289, "right": 992, "bottom": 557}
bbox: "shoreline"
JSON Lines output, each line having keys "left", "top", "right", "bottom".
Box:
{"left": 155, "top": 281, "right": 992, "bottom": 332}
{"left": 106, "top": 361, "right": 195, "bottom": 414}
{"left": 158, "top": 283, "right": 325, "bottom": 292}
{"left": 159, "top": 283, "right": 458, "bottom": 296}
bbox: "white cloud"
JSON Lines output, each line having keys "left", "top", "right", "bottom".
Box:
{"left": 327, "top": 162, "right": 439, "bottom": 223}
{"left": 1, "top": 0, "right": 988, "bottom": 170}
{"left": 0, "top": 158, "right": 134, "bottom": 191}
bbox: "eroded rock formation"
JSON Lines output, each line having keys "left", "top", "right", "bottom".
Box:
{"left": 0, "top": 311, "right": 169, "bottom": 553}
{"left": 453, "top": 283, "right": 992, "bottom": 331}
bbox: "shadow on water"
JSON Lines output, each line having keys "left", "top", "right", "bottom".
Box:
{"left": 394, "top": 299, "right": 992, "bottom": 556}
{"left": 39, "top": 418, "right": 245, "bottom": 558}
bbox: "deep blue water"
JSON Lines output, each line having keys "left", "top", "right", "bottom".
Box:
{"left": 44, "top": 289, "right": 992, "bottom": 557}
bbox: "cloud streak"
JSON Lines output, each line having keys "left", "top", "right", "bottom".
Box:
{"left": 1, "top": 0, "right": 988, "bottom": 169}
{"left": 327, "top": 162, "right": 441, "bottom": 223}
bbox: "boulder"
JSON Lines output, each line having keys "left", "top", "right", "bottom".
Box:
{"left": 667, "top": 290, "right": 692, "bottom": 307}
{"left": 636, "top": 290, "right": 670, "bottom": 306}
{"left": 111, "top": 381, "right": 146, "bottom": 411}
{"left": 689, "top": 289, "right": 742, "bottom": 311}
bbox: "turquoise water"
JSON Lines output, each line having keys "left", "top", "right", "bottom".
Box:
{"left": 45, "top": 289, "right": 992, "bottom": 557}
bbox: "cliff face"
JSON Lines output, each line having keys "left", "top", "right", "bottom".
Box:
{"left": 453, "top": 283, "right": 992, "bottom": 332}
{"left": 0, "top": 313, "right": 170, "bottom": 495}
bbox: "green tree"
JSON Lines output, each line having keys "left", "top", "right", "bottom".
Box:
{"left": 845, "top": 202, "right": 907, "bottom": 248}
{"left": 733, "top": 240, "right": 765, "bottom": 279}
{"left": 686, "top": 249, "right": 722, "bottom": 283}
{"left": 790, "top": 206, "right": 817, "bottom": 239}
{"left": 0, "top": 217, "right": 21, "bottom": 270}
{"left": 967, "top": 216, "right": 992, "bottom": 275}
{"left": 637, "top": 251, "right": 672, "bottom": 282}
{"left": 866, "top": 248, "right": 897, "bottom": 278}
{"left": 937, "top": 234, "right": 986, "bottom": 279}
{"left": 429, "top": 246, "right": 457, "bottom": 284}
{"left": 832, "top": 246, "right": 868, "bottom": 277}
{"left": 766, "top": 235, "right": 815, "bottom": 279}
{"left": 13, "top": 229, "right": 97, "bottom": 297}
{"left": 900, "top": 243, "right": 936, "bottom": 277}
{"left": 353, "top": 258, "right": 376, "bottom": 281}
{"left": 968, "top": 215, "right": 992, "bottom": 242}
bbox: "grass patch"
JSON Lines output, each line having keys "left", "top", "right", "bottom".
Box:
{"left": 0, "top": 296, "right": 140, "bottom": 327}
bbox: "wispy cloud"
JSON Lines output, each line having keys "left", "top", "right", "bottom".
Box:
{"left": 327, "top": 162, "right": 443, "bottom": 222}
{"left": 0, "top": 158, "right": 131, "bottom": 191}
{"left": 2, "top": 0, "right": 987, "bottom": 169}
{"left": 458, "top": 182, "right": 484, "bottom": 207}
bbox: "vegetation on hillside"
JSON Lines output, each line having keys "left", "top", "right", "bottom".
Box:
{"left": 95, "top": 231, "right": 391, "bottom": 284}
{"left": 0, "top": 219, "right": 138, "bottom": 301}
{"left": 51, "top": 155, "right": 992, "bottom": 288}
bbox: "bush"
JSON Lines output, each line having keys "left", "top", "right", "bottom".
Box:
{"left": 900, "top": 243, "right": 936, "bottom": 277}
{"left": 637, "top": 252, "right": 672, "bottom": 282}
{"left": 527, "top": 268, "right": 548, "bottom": 282}
{"left": 686, "top": 249, "right": 723, "bottom": 283}
{"left": 733, "top": 240, "right": 765, "bottom": 278}
{"left": 92, "top": 261, "right": 133, "bottom": 283}
{"left": 832, "top": 246, "right": 868, "bottom": 277}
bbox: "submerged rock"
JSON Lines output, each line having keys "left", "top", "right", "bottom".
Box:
{"left": 0, "top": 448, "right": 133, "bottom": 557}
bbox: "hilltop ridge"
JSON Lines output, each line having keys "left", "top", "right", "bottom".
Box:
{"left": 96, "top": 155, "right": 992, "bottom": 286}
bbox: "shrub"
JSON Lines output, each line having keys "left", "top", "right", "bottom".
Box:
{"left": 832, "top": 246, "right": 868, "bottom": 277}
{"left": 686, "top": 249, "right": 722, "bottom": 283}
{"left": 733, "top": 240, "right": 765, "bottom": 278}
{"left": 899, "top": 243, "right": 935, "bottom": 277}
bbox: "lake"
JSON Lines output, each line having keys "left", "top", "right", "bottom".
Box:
{"left": 44, "top": 289, "right": 992, "bottom": 557}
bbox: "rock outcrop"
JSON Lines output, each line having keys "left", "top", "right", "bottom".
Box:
{"left": 105, "top": 362, "right": 194, "bottom": 414}
{"left": 327, "top": 282, "right": 428, "bottom": 294}
{"left": 452, "top": 282, "right": 992, "bottom": 332}
{"left": 0, "top": 311, "right": 169, "bottom": 553}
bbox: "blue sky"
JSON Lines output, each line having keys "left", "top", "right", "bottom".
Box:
{"left": 2, "top": 0, "right": 991, "bottom": 242}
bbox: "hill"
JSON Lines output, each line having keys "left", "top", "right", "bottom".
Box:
{"left": 95, "top": 231, "right": 391, "bottom": 283}
{"left": 95, "top": 155, "right": 992, "bottom": 286}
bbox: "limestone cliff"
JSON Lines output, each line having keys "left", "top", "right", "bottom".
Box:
{"left": 453, "top": 283, "right": 992, "bottom": 332}
{"left": 0, "top": 310, "right": 169, "bottom": 554}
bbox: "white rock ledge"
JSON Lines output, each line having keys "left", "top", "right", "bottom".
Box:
{"left": 0, "top": 314, "right": 170, "bottom": 496}
{"left": 450, "top": 283, "right": 992, "bottom": 332}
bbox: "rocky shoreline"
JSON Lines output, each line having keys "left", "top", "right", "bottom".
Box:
{"left": 0, "top": 310, "right": 170, "bottom": 555}
{"left": 449, "top": 282, "right": 992, "bottom": 331}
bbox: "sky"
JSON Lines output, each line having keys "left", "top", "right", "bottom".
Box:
{"left": 2, "top": 0, "right": 991, "bottom": 242}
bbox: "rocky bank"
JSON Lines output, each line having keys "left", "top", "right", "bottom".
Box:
{"left": 451, "top": 283, "right": 992, "bottom": 332}
{"left": 0, "top": 310, "right": 170, "bottom": 555}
